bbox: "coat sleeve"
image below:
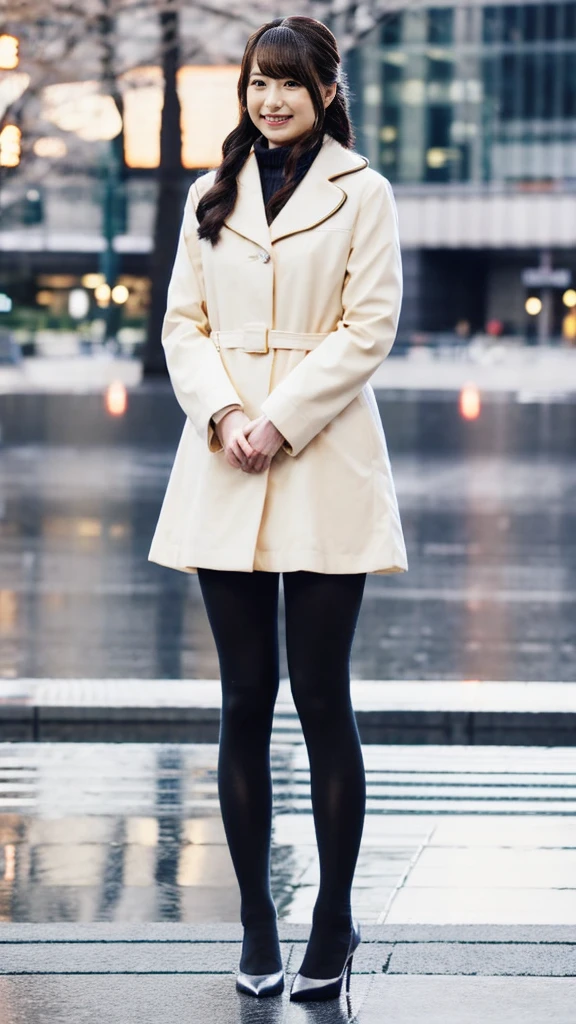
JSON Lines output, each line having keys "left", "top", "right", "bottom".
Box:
{"left": 260, "top": 174, "right": 403, "bottom": 458}
{"left": 161, "top": 182, "right": 245, "bottom": 453}
{"left": 211, "top": 403, "right": 243, "bottom": 425}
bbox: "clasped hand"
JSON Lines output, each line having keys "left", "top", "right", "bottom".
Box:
{"left": 216, "top": 409, "right": 285, "bottom": 473}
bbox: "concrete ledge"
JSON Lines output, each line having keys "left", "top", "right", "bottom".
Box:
{"left": 36, "top": 707, "right": 221, "bottom": 744}
{"left": 355, "top": 710, "right": 576, "bottom": 746}
{"left": 0, "top": 706, "right": 35, "bottom": 741}
{"left": 4, "top": 680, "right": 576, "bottom": 745}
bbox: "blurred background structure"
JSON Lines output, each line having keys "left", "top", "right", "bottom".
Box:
{"left": 1, "top": 0, "right": 576, "bottom": 373}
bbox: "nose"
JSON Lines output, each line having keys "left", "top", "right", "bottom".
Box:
{"left": 262, "top": 83, "right": 286, "bottom": 111}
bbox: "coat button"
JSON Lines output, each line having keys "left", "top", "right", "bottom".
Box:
{"left": 258, "top": 250, "right": 271, "bottom": 263}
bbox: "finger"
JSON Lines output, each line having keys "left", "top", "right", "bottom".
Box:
{"left": 235, "top": 431, "right": 256, "bottom": 460}
{"left": 243, "top": 415, "right": 262, "bottom": 434}
{"left": 248, "top": 454, "right": 266, "bottom": 473}
{"left": 226, "top": 448, "right": 243, "bottom": 469}
{"left": 229, "top": 435, "right": 248, "bottom": 464}
{"left": 246, "top": 450, "right": 266, "bottom": 473}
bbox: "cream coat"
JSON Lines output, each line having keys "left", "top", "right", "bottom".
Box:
{"left": 148, "top": 132, "right": 408, "bottom": 575}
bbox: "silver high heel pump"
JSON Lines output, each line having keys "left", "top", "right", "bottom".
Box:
{"left": 236, "top": 969, "right": 284, "bottom": 998}
{"left": 290, "top": 919, "right": 361, "bottom": 1002}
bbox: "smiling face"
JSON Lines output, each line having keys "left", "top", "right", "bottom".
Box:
{"left": 246, "top": 62, "right": 336, "bottom": 149}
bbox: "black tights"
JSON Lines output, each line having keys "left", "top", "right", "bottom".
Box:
{"left": 197, "top": 568, "right": 367, "bottom": 979}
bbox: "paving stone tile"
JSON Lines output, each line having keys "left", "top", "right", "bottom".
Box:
{"left": 406, "top": 848, "right": 576, "bottom": 888}
{"left": 2, "top": 972, "right": 576, "bottom": 1023}
{"left": 429, "top": 816, "right": 576, "bottom": 848}
{"left": 388, "top": 942, "right": 576, "bottom": 976}
{"left": 360, "top": 976, "right": 576, "bottom": 1024}
{"left": 0, "top": 941, "right": 295, "bottom": 975}
{"left": 385, "top": 888, "right": 576, "bottom": 925}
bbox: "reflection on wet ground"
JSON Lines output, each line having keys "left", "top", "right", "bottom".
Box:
{"left": 0, "top": 441, "right": 574, "bottom": 681}
{"left": 0, "top": 742, "right": 420, "bottom": 924}
{"left": 4, "top": 742, "right": 576, "bottom": 925}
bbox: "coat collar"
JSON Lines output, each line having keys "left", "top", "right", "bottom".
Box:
{"left": 224, "top": 133, "right": 368, "bottom": 252}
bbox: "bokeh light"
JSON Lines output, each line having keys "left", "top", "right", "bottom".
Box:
{"left": 525, "top": 296, "right": 542, "bottom": 316}
{"left": 459, "top": 383, "right": 481, "bottom": 420}
{"left": 105, "top": 381, "right": 128, "bottom": 417}
{"left": 0, "top": 34, "right": 19, "bottom": 70}
{"left": 111, "top": 284, "right": 129, "bottom": 304}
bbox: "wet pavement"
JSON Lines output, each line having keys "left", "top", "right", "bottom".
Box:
{"left": 5, "top": 741, "right": 576, "bottom": 925}
{"left": 3, "top": 740, "right": 576, "bottom": 1021}
{"left": 0, "top": 386, "right": 575, "bottom": 683}
{"left": 4, "top": 971, "right": 576, "bottom": 1024}
{"left": 1, "top": 374, "right": 576, "bottom": 1020}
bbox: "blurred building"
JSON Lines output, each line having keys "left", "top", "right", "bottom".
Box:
{"left": 0, "top": 5, "right": 249, "bottom": 350}
{"left": 1, "top": 2, "right": 575, "bottom": 344}
{"left": 351, "top": 0, "right": 576, "bottom": 339}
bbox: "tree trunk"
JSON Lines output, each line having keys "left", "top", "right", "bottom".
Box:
{"left": 142, "top": 0, "right": 184, "bottom": 375}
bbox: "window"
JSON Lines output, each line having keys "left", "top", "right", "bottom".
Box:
{"left": 501, "top": 54, "right": 518, "bottom": 118}
{"left": 428, "top": 105, "right": 452, "bottom": 149}
{"left": 502, "top": 5, "right": 521, "bottom": 43}
{"left": 521, "top": 53, "right": 538, "bottom": 118}
{"left": 483, "top": 6, "right": 501, "bottom": 43}
{"left": 427, "top": 7, "right": 453, "bottom": 44}
{"left": 543, "top": 3, "right": 559, "bottom": 40}
{"left": 565, "top": 2, "right": 576, "bottom": 40}
{"left": 381, "top": 12, "right": 402, "bottom": 45}
{"left": 523, "top": 4, "right": 540, "bottom": 41}
{"left": 562, "top": 52, "right": 576, "bottom": 116}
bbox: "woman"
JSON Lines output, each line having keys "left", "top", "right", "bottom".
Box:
{"left": 149, "top": 15, "right": 408, "bottom": 1003}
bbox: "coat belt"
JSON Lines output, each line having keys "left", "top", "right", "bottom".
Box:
{"left": 210, "top": 324, "right": 329, "bottom": 355}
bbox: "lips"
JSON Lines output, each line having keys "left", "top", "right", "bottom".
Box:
{"left": 262, "top": 115, "right": 292, "bottom": 124}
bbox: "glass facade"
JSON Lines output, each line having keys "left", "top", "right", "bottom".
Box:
{"left": 374, "top": 2, "right": 576, "bottom": 185}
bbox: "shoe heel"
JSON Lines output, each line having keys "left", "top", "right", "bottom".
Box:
{"left": 345, "top": 953, "right": 354, "bottom": 994}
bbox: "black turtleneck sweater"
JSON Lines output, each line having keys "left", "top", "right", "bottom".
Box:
{"left": 253, "top": 134, "right": 323, "bottom": 223}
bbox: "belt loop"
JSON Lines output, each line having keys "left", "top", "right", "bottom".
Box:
{"left": 242, "top": 323, "right": 269, "bottom": 354}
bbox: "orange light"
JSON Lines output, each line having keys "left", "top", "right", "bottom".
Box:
{"left": 105, "top": 380, "right": 128, "bottom": 417}
{"left": 0, "top": 124, "right": 21, "bottom": 167}
{"left": 0, "top": 591, "right": 17, "bottom": 634}
{"left": 111, "top": 284, "right": 129, "bottom": 304}
{"left": 121, "top": 63, "right": 241, "bottom": 169}
{"left": 4, "top": 844, "right": 16, "bottom": 882}
{"left": 459, "top": 383, "right": 481, "bottom": 420}
{"left": 0, "top": 35, "right": 19, "bottom": 70}
{"left": 94, "top": 283, "right": 111, "bottom": 304}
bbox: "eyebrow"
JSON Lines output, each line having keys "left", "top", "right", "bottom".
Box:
{"left": 249, "top": 72, "right": 297, "bottom": 79}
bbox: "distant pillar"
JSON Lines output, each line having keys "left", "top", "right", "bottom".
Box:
{"left": 538, "top": 249, "right": 553, "bottom": 345}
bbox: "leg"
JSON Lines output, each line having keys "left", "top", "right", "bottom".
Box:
{"left": 283, "top": 570, "right": 367, "bottom": 979}
{"left": 197, "top": 567, "right": 282, "bottom": 974}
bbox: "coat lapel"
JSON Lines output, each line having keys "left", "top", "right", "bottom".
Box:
{"left": 223, "top": 133, "right": 369, "bottom": 251}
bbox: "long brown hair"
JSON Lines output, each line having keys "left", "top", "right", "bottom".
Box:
{"left": 196, "top": 16, "right": 355, "bottom": 246}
